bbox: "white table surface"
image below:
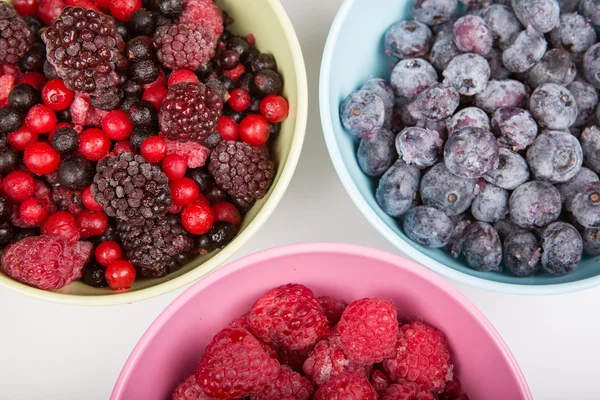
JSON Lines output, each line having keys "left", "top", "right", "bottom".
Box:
{"left": 0, "top": 1, "right": 598, "bottom": 398}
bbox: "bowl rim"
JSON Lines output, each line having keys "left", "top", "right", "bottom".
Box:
{"left": 0, "top": 0, "right": 309, "bottom": 306}
{"left": 110, "top": 242, "right": 532, "bottom": 400}
{"left": 319, "top": 0, "right": 600, "bottom": 295}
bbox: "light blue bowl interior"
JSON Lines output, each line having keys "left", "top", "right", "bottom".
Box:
{"left": 319, "top": 0, "right": 600, "bottom": 294}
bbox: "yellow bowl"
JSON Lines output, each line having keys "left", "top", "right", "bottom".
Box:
{"left": 0, "top": 0, "right": 308, "bottom": 305}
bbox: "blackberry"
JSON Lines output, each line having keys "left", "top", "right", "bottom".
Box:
{"left": 153, "top": 23, "right": 216, "bottom": 70}
{"left": 208, "top": 141, "right": 275, "bottom": 203}
{"left": 130, "top": 60, "right": 160, "bottom": 84}
{"left": 128, "top": 9, "right": 156, "bottom": 36}
{"left": 0, "top": 106, "right": 23, "bottom": 134}
{"left": 58, "top": 156, "right": 94, "bottom": 190}
{"left": 125, "top": 37, "right": 153, "bottom": 62}
{"left": 8, "top": 84, "right": 40, "bottom": 112}
{"left": 51, "top": 126, "right": 79, "bottom": 154}
{"left": 159, "top": 82, "right": 223, "bottom": 144}
{"left": 42, "top": 7, "right": 123, "bottom": 95}
{"left": 91, "top": 152, "right": 172, "bottom": 222}
{"left": 117, "top": 214, "right": 193, "bottom": 278}
{"left": 0, "top": 2, "right": 34, "bottom": 65}
{"left": 19, "top": 42, "right": 46, "bottom": 72}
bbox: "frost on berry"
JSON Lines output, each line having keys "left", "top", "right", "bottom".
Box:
{"left": 382, "top": 382, "right": 436, "bottom": 400}
{"left": 177, "top": 0, "right": 223, "bottom": 40}
{"left": 313, "top": 371, "right": 378, "bottom": 400}
{"left": 319, "top": 296, "right": 347, "bottom": 326}
{"left": 254, "top": 365, "right": 314, "bottom": 400}
{"left": 172, "top": 373, "right": 211, "bottom": 400}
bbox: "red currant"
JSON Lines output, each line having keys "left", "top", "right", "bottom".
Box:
{"left": 41, "top": 211, "right": 80, "bottom": 244}
{"left": 246, "top": 34, "right": 256, "bottom": 46}
{"left": 168, "top": 69, "right": 199, "bottom": 86}
{"left": 19, "top": 198, "right": 48, "bottom": 226}
{"left": 101, "top": 110, "right": 133, "bottom": 141}
{"left": 228, "top": 88, "right": 251, "bottom": 112}
{"left": 8, "top": 125, "right": 39, "bottom": 151}
{"left": 15, "top": 72, "right": 45, "bottom": 90}
{"left": 140, "top": 136, "right": 167, "bottom": 163}
{"left": 260, "top": 95, "right": 289, "bottom": 123}
{"left": 170, "top": 178, "right": 199, "bottom": 206}
{"left": 111, "top": 141, "right": 133, "bottom": 156}
{"left": 76, "top": 210, "right": 108, "bottom": 238}
{"left": 82, "top": 186, "right": 104, "bottom": 211}
{"left": 162, "top": 154, "right": 187, "bottom": 180}
{"left": 24, "top": 142, "right": 61, "bottom": 175}
{"left": 79, "top": 128, "right": 111, "bottom": 161}
{"left": 95, "top": 0, "right": 110, "bottom": 11}
{"left": 25, "top": 104, "right": 57, "bottom": 134}
{"left": 212, "top": 202, "right": 241, "bottom": 229}
{"left": 109, "top": 0, "right": 141, "bottom": 21}
{"left": 13, "top": 0, "right": 39, "bottom": 16}
{"left": 105, "top": 260, "right": 136, "bottom": 290}
{"left": 2, "top": 170, "right": 35, "bottom": 202}
{"left": 41, "top": 79, "right": 74, "bottom": 111}
{"left": 196, "top": 193, "right": 210, "bottom": 206}
{"left": 217, "top": 116, "right": 239, "bottom": 141}
{"left": 181, "top": 202, "right": 214, "bottom": 234}
{"left": 95, "top": 240, "right": 123, "bottom": 267}
{"left": 142, "top": 85, "right": 168, "bottom": 109}
{"left": 239, "top": 114, "right": 270, "bottom": 146}
{"left": 223, "top": 64, "right": 246, "bottom": 81}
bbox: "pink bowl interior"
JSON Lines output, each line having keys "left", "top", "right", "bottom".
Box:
{"left": 111, "top": 243, "right": 531, "bottom": 400}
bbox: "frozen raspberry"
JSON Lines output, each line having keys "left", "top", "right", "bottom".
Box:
{"left": 177, "top": 0, "right": 223, "bottom": 40}
{"left": 371, "top": 369, "right": 393, "bottom": 396}
{"left": 277, "top": 346, "right": 313, "bottom": 373}
{"left": 314, "top": 371, "right": 378, "bottom": 400}
{"left": 1, "top": 235, "right": 92, "bottom": 290}
{"left": 337, "top": 298, "right": 398, "bottom": 364}
{"left": 248, "top": 283, "right": 330, "bottom": 350}
{"left": 254, "top": 365, "right": 314, "bottom": 400}
{"left": 163, "top": 137, "right": 211, "bottom": 168}
{"left": 0, "top": 2, "right": 34, "bottom": 65}
{"left": 382, "top": 382, "right": 436, "bottom": 400}
{"left": 319, "top": 296, "right": 346, "bottom": 326}
{"left": 196, "top": 328, "right": 281, "bottom": 399}
{"left": 384, "top": 321, "right": 453, "bottom": 393}
{"left": 70, "top": 93, "right": 110, "bottom": 128}
{"left": 172, "top": 373, "right": 211, "bottom": 400}
{"left": 0, "top": 74, "right": 16, "bottom": 107}
{"left": 153, "top": 23, "right": 216, "bottom": 71}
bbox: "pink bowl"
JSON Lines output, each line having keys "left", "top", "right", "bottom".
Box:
{"left": 111, "top": 243, "right": 532, "bottom": 400}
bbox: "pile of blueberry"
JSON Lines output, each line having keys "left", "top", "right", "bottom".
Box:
{"left": 341, "top": 0, "right": 600, "bottom": 277}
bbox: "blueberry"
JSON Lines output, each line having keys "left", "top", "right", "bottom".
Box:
{"left": 473, "top": 79, "right": 528, "bottom": 114}
{"left": 471, "top": 182, "right": 508, "bottom": 223}
{"left": 57, "top": 156, "right": 94, "bottom": 191}
{"left": 580, "top": 125, "right": 600, "bottom": 174}
{"left": 480, "top": 4, "right": 523, "bottom": 49}
{"left": 549, "top": 13, "right": 596, "bottom": 57}
{"left": 583, "top": 43, "right": 600, "bottom": 89}
{"left": 503, "top": 232, "right": 541, "bottom": 277}
{"left": 420, "top": 162, "right": 476, "bottom": 216}
{"left": 568, "top": 80, "right": 599, "bottom": 127}
{"left": 0, "top": 106, "right": 23, "bottom": 135}
{"left": 357, "top": 129, "right": 396, "bottom": 177}
{"left": 446, "top": 212, "right": 474, "bottom": 258}
{"left": 393, "top": 102, "right": 417, "bottom": 131}
{"left": 0, "top": 141, "right": 19, "bottom": 175}
{"left": 491, "top": 107, "right": 538, "bottom": 151}
{"left": 0, "top": 223, "right": 14, "bottom": 248}
{"left": 128, "top": 9, "right": 156, "bottom": 36}
{"left": 460, "top": 221, "right": 502, "bottom": 272}
{"left": 571, "top": 182, "right": 600, "bottom": 227}
{"left": 502, "top": 27, "right": 548, "bottom": 73}
{"left": 362, "top": 78, "right": 395, "bottom": 128}
{"left": 509, "top": 181, "right": 562, "bottom": 228}
{"left": 529, "top": 84, "right": 578, "bottom": 130}
{"left": 444, "top": 127, "right": 499, "bottom": 178}
{"left": 541, "top": 222, "right": 583, "bottom": 276}
{"left": 513, "top": 0, "right": 560, "bottom": 33}
{"left": 557, "top": 168, "right": 599, "bottom": 212}
{"left": 430, "top": 34, "right": 461, "bottom": 72}
{"left": 526, "top": 130, "right": 583, "bottom": 183}
{"left": 447, "top": 107, "right": 490, "bottom": 136}
{"left": 384, "top": 20, "right": 433, "bottom": 59}
{"left": 483, "top": 148, "right": 530, "bottom": 190}
{"left": 526, "top": 49, "right": 577, "bottom": 89}
{"left": 186, "top": 167, "right": 214, "bottom": 193}
{"left": 340, "top": 90, "right": 385, "bottom": 139}
{"left": 415, "top": 117, "right": 448, "bottom": 140}
{"left": 494, "top": 218, "right": 526, "bottom": 241}
{"left": 82, "top": 262, "right": 109, "bottom": 288}
{"left": 376, "top": 161, "right": 421, "bottom": 217}
{"left": 579, "top": 0, "right": 600, "bottom": 26}
{"left": 452, "top": 15, "right": 493, "bottom": 55}
{"left": 411, "top": 0, "right": 457, "bottom": 26}
{"left": 396, "top": 127, "right": 443, "bottom": 167}
{"left": 403, "top": 205, "right": 454, "bottom": 247}
{"left": 407, "top": 83, "right": 459, "bottom": 121}
{"left": 8, "top": 84, "right": 41, "bottom": 112}
{"left": 559, "top": 0, "right": 583, "bottom": 13}
{"left": 484, "top": 48, "right": 511, "bottom": 80}
{"left": 443, "top": 53, "right": 490, "bottom": 96}
{"left": 582, "top": 227, "right": 600, "bottom": 255}
{"left": 51, "top": 126, "right": 79, "bottom": 155}
{"left": 391, "top": 58, "right": 438, "bottom": 101}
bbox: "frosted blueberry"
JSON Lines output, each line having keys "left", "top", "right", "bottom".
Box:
{"left": 357, "top": 129, "right": 397, "bottom": 177}
{"left": 471, "top": 182, "right": 508, "bottom": 223}
{"left": 420, "top": 162, "right": 476, "bottom": 216}
{"left": 340, "top": 90, "right": 385, "bottom": 139}
{"left": 443, "top": 53, "right": 490, "bottom": 96}
{"left": 396, "top": 126, "right": 443, "bottom": 167}
{"left": 509, "top": 181, "right": 562, "bottom": 228}
{"left": 403, "top": 205, "right": 455, "bottom": 248}
{"left": 526, "top": 130, "right": 583, "bottom": 183}
{"left": 444, "top": 127, "right": 499, "bottom": 178}
{"left": 541, "top": 222, "right": 583, "bottom": 276}
{"left": 391, "top": 58, "right": 438, "bottom": 101}
{"left": 484, "top": 148, "right": 530, "bottom": 190}
{"left": 385, "top": 20, "right": 433, "bottom": 59}
{"left": 460, "top": 221, "right": 503, "bottom": 272}
{"left": 503, "top": 232, "right": 541, "bottom": 277}
{"left": 376, "top": 161, "right": 421, "bottom": 217}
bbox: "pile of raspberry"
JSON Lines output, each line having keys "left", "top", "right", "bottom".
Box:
{"left": 0, "top": 0, "right": 289, "bottom": 291}
{"left": 172, "top": 283, "right": 470, "bottom": 400}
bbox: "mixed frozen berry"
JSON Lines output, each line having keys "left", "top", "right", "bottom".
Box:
{"left": 341, "top": 0, "right": 600, "bottom": 277}
{"left": 0, "top": 0, "right": 289, "bottom": 291}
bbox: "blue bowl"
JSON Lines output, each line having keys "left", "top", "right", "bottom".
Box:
{"left": 319, "top": 0, "right": 600, "bottom": 294}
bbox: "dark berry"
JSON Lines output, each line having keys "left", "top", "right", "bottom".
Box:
{"left": 390, "top": 58, "right": 437, "bottom": 101}
{"left": 403, "top": 205, "right": 454, "bottom": 248}
{"left": 128, "top": 100, "right": 158, "bottom": 128}
{"left": 19, "top": 41, "right": 45, "bottom": 73}
{"left": 512, "top": 0, "right": 559, "bottom": 34}
{"left": 82, "top": 262, "right": 109, "bottom": 288}
{"left": 541, "top": 222, "right": 583, "bottom": 276}
{"left": 57, "top": 156, "right": 94, "bottom": 190}
{"left": 407, "top": 83, "right": 459, "bottom": 121}
{"left": 227, "top": 36, "right": 250, "bottom": 56}
{"left": 581, "top": 126, "right": 600, "bottom": 175}
{"left": 0, "top": 194, "right": 14, "bottom": 224}
{"left": 220, "top": 75, "right": 236, "bottom": 92}
{"left": 526, "top": 130, "right": 583, "bottom": 183}
{"left": 195, "top": 61, "right": 215, "bottom": 80}
{"left": 120, "top": 95, "right": 141, "bottom": 112}
{"left": 241, "top": 47, "right": 260, "bottom": 68}
{"left": 526, "top": 49, "right": 576, "bottom": 89}
{"left": 444, "top": 127, "right": 499, "bottom": 178}
{"left": 51, "top": 126, "right": 79, "bottom": 155}
{"left": 0, "top": 223, "right": 14, "bottom": 248}
{"left": 207, "top": 221, "right": 236, "bottom": 249}
{"left": 236, "top": 72, "right": 253, "bottom": 93}
{"left": 131, "top": 60, "right": 160, "bottom": 84}
{"left": 116, "top": 20, "right": 131, "bottom": 42}
{"left": 125, "top": 37, "right": 153, "bottom": 62}
{"left": 411, "top": 0, "right": 456, "bottom": 26}
{"left": 420, "top": 162, "right": 475, "bottom": 216}
{"left": 385, "top": 20, "right": 432, "bottom": 59}
{"left": 123, "top": 80, "right": 144, "bottom": 97}
{"left": 55, "top": 109, "right": 71, "bottom": 122}
{"left": 357, "top": 129, "right": 396, "bottom": 177}
{"left": 443, "top": 53, "right": 490, "bottom": 96}
{"left": 483, "top": 148, "right": 530, "bottom": 190}
{"left": 583, "top": 228, "right": 600, "bottom": 256}
{"left": 571, "top": 182, "right": 600, "bottom": 228}
{"left": 8, "top": 84, "right": 40, "bottom": 112}
{"left": 0, "top": 141, "right": 20, "bottom": 175}
{"left": 129, "top": 127, "right": 154, "bottom": 152}
{"left": 220, "top": 49, "right": 240, "bottom": 70}
{"left": 502, "top": 26, "right": 548, "bottom": 73}
{"left": 128, "top": 8, "right": 156, "bottom": 35}
{"left": 43, "top": 61, "right": 58, "bottom": 80}
{"left": 186, "top": 167, "right": 214, "bottom": 193}
{"left": 376, "top": 161, "right": 420, "bottom": 217}
{"left": 491, "top": 107, "right": 538, "bottom": 151}
{"left": 471, "top": 182, "right": 508, "bottom": 223}
{"left": 195, "top": 234, "right": 216, "bottom": 255}
{"left": 150, "top": 0, "right": 182, "bottom": 18}
{"left": 549, "top": 12, "right": 596, "bottom": 56}
{"left": 223, "top": 108, "right": 244, "bottom": 124}
{"left": 473, "top": 79, "right": 528, "bottom": 114}
{"left": 205, "top": 185, "right": 228, "bottom": 205}
{"left": 460, "top": 221, "right": 502, "bottom": 272}
{"left": 504, "top": 232, "right": 541, "bottom": 277}
{"left": 251, "top": 53, "right": 276, "bottom": 73}
{"left": 452, "top": 15, "right": 493, "bottom": 55}
{"left": 509, "top": 181, "right": 562, "bottom": 228}
{"left": 230, "top": 196, "right": 255, "bottom": 215}
{"left": 268, "top": 122, "right": 281, "bottom": 142}
{"left": 569, "top": 80, "right": 599, "bottom": 128}
{"left": 480, "top": 4, "right": 522, "bottom": 49}
{"left": 0, "top": 106, "right": 23, "bottom": 134}
{"left": 251, "top": 69, "right": 283, "bottom": 97}
{"left": 340, "top": 90, "right": 385, "bottom": 139}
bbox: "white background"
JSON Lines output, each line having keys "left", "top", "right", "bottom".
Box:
{"left": 0, "top": 0, "right": 598, "bottom": 398}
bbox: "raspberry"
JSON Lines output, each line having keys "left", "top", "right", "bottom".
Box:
{"left": 177, "top": 0, "right": 223, "bottom": 40}
{"left": 70, "top": 92, "right": 110, "bottom": 127}
{"left": 277, "top": 346, "right": 313, "bottom": 373}
{"left": 208, "top": 141, "right": 275, "bottom": 203}
{"left": 168, "top": 69, "right": 199, "bottom": 86}
{"left": 383, "top": 321, "right": 453, "bottom": 393}
{"left": 159, "top": 82, "right": 223, "bottom": 144}
{"left": 163, "top": 137, "right": 211, "bottom": 168}
{"left": 319, "top": 296, "right": 346, "bottom": 326}
{"left": 248, "top": 283, "right": 329, "bottom": 350}
{"left": 1, "top": 235, "right": 92, "bottom": 290}
{"left": 196, "top": 328, "right": 281, "bottom": 399}
{"left": 172, "top": 374, "right": 211, "bottom": 400}
{"left": 338, "top": 298, "right": 398, "bottom": 364}
{"left": 154, "top": 23, "right": 216, "bottom": 71}
{"left": 314, "top": 371, "right": 378, "bottom": 400}
{"left": 255, "top": 365, "right": 314, "bottom": 400}
{"left": 382, "top": 383, "right": 436, "bottom": 400}
{"left": 41, "top": 211, "right": 80, "bottom": 244}
{"left": 303, "top": 334, "right": 371, "bottom": 385}
{"left": 0, "top": 2, "right": 34, "bottom": 65}
{"left": 371, "top": 369, "right": 393, "bottom": 396}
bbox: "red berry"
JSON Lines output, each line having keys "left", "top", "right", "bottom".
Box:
{"left": 105, "top": 260, "right": 136, "bottom": 290}
{"left": 246, "top": 34, "right": 256, "bottom": 46}
{"left": 24, "top": 142, "right": 61, "bottom": 175}
{"left": 319, "top": 296, "right": 347, "bottom": 326}
{"left": 8, "top": 125, "right": 39, "bottom": 151}
{"left": 25, "top": 104, "right": 57, "bottom": 134}
{"left": 223, "top": 63, "right": 246, "bottom": 81}
{"left": 181, "top": 202, "right": 214, "bottom": 234}
{"left": 15, "top": 72, "right": 45, "bottom": 90}
{"left": 141, "top": 136, "right": 167, "bottom": 163}
{"left": 239, "top": 114, "right": 270, "bottom": 146}
{"left": 170, "top": 177, "right": 199, "bottom": 206}
{"left": 41, "top": 79, "right": 74, "bottom": 111}
{"left": 76, "top": 210, "right": 109, "bottom": 238}
{"left": 142, "top": 85, "right": 168, "bottom": 109}
{"left": 101, "top": 110, "right": 133, "bottom": 141}
{"left": 260, "top": 95, "right": 289, "bottom": 123}
{"left": 13, "top": 0, "right": 39, "bottom": 16}
{"left": 82, "top": 186, "right": 104, "bottom": 211}
{"left": 196, "top": 193, "right": 210, "bottom": 206}
{"left": 216, "top": 116, "right": 238, "bottom": 141}
{"left": 144, "top": 68, "right": 167, "bottom": 90}
{"left": 41, "top": 211, "right": 80, "bottom": 243}
{"left": 254, "top": 365, "right": 314, "bottom": 400}
{"left": 314, "top": 371, "right": 377, "bottom": 400}
{"left": 109, "top": 0, "right": 141, "bottom": 21}
{"left": 383, "top": 383, "right": 436, "bottom": 400}
{"left": 95, "top": 240, "right": 123, "bottom": 267}
{"left": 168, "top": 69, "right": 199, "bottom": 86}
{"left": 111, "top": 141, "right": 133, "bottom": 156}
{"left": 79, "top": 128, "right": 111, "bottom": 161}
{"left": 162, "top": 154, "right": 187, "bottom": 180}
{"left": 2, "top": 170, "right": 35, "bottom": 202}
{"left": 228, "top": 88, "right": 251, "bottom": 112}
{"left": 211, "top": 201, "right": 241, "bottom": 229}
{"left": 95, "top": 0, "right": 110, "bottom": 10}
{"left": 19, "top": 198, "right": 48, "bottom": 226}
